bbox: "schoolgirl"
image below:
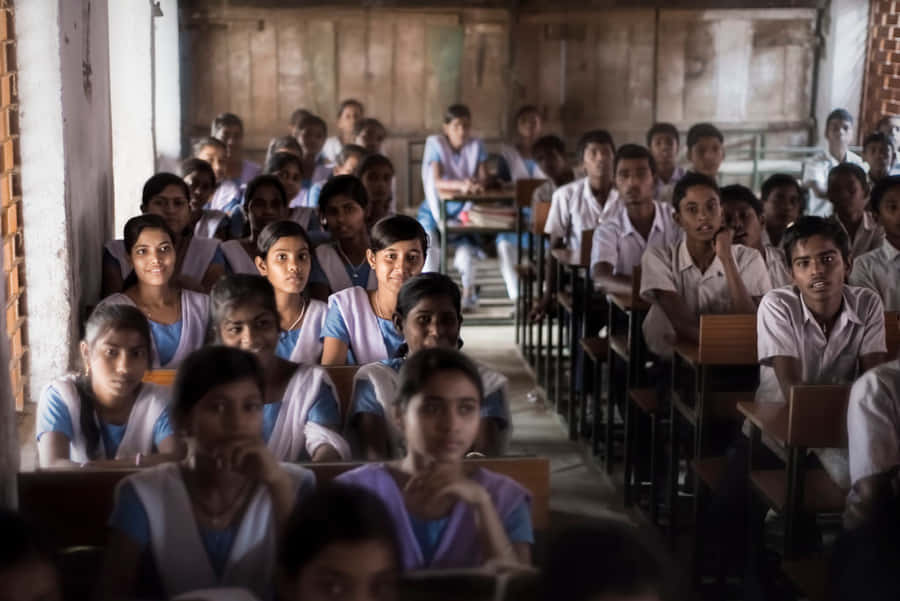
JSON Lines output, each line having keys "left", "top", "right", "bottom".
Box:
{"left": 181, "top": 157, "right": 229, "bottom": 239}
{"left": 220, "top": 175, "right": 289, "bottom": 275}
{"left": 263, "top": 152, "right": 326, "bottom": 244}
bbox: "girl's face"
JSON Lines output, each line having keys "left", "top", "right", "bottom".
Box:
{"left": 129, "top": 228, "right": 176, "bottom": 287}
{"left": 299, "top": 125, "right": 327, "bottom": 158}
{"left": 321, "top": 194, "right": 366, "bottom": 239}
{"left": 274, "top": 162, "right": 303, "bottom": 200}
{"left": 361, "top": 166, "right": 394, "bottom": 207}
{"left": 443, "top": 117, "right": 471, "bottom": 150}
{"left": 283, "top": 540, "right": 398, "bottom": 601}
{"left": 247, "top": 184, "right": 287, "bottom": 234}
{"left": 218, "top": 301, "right": 280, "bottom": 365}
{"left": 516, "top": 111, "right": 542, "bottom": 142}
{"left": 367, "top": 239, "right": 425, "bottom": 293}
{"left": 828, "top": 172, "right": 867, "bottom": 217}
{"left": 338, "top": 104, "right": 363, "bottom": 136}
{"left": 184, "top": 377, "right": 264, "bottom": 452}
{"left": 398, "top": 369, "right": 481, "bottom": 463}
{"left": 196, "top": 145, "right": 227, "bottom": 181}
{"left": 184, "top": 170, "right": 215, "bottom": 211}
{"left": 333, "top": 154, "right": 361, "bottom": 177}
{"left": 256, "top": 235, "right": 312, "bottom": 296}
{"left": 80, "top": 327, "right": 150, "bottom": 407}
{"left": 215, "top": 125, "right": 244, "bottom": 159}
{"left": 145, "top": 184, "right": 191, "bottom": 235}
{"left": 396, "top": 295, "right": 460, "bottom": 353}
{"left": 355, "top": 125, "right": 386, "bottom": 153}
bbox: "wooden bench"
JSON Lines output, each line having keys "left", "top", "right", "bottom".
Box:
{"left": 526, "top": 199, "right": 552, "bottom": 388}
{"left": 16, "top": 456, "right": 551, "bottom": 550}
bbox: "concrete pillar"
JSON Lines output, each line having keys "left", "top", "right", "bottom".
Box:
{"left": 154, "top": 0, "right": 182, "bottom": 173}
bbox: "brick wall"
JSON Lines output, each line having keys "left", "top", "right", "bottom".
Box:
{"left": 862, "top": 0, "right": 900, "bottom": 137}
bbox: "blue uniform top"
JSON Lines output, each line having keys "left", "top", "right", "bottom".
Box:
{"left": 320, "top": 306, "right": 404, "bottom": 365}
{"left": 260, "top": 384, "right": 341, "bottom": 443}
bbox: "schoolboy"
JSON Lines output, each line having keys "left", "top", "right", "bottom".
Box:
{"left": 863, "top": 131, "right": 895, "bottom": 186}
{"left": 847, "top": 355, "right": 900, "bottom": 487}
{"left": 801, "top": 108, "right": 867, "bottom": 217}
{"left": 849, "top": 175, "right": 900, "bottom": 310}
{"left": 720, "top": 184, "right": 792, "bottom": 288}
{"left": 211, "top": 112, "right": 260, "bottom": 185}
{"left": 876, "top": 114, "right": 900, "bottom": 163}
{"left": 828, "top": 162, "right": 884, "bottom": 258}
{"left": 590, "top": 144, "right": 681, "bottom": 295}
{"left": 685, "top": 122, "right": 725, "bottom": 180}
{"left": 531, "top": 134, "right": 574, "bottom": 205}
{"left": 640, "top": 173, "right": 771, "bottom": 358}
{"left": 322, "top": 99, "right": 364, "bottom": 163}
{"left": 760, "top": 173, "right": 803, "bottom": 246}
{"left": 646, "top": 122, "right": 685, "bottom": 204}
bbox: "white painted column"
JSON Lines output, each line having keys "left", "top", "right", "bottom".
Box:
{"left": 154, "top": 0, "right": 182, "bottom": 173}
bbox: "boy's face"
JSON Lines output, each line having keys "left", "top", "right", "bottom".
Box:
{"left": 723, "top": 201, "right": 763, "bottom": 249}
{"left": 789, "top": 234, "right": 848, "bottom": 304}
{"left": 582, "top": 142, "right": 614, "bottom": 181}
{"left": 299, "top": 125, "right": 326, "bottom": 157}
{"left": 614, "top": 157, "right": 655, "bottom": 209}
{"left": 763, "top": 184, "right": 802, "bottom": 233}
{"left": 688, "top": 136, "right": 724, "bottom": 178}
{"left": 215, "top": 124, "right": 243, "bottom": 159}
{"left": 825, "top": 118, "right": 853, "bottom": 150}
{"left": 337, "top": 104, "right": 363, "bottom": 135}
{"left": 356, "top": 125, "right": 386, "bottom": 153}
{"left": 674, "top": 184, "right": 722, "bottom": 242}
{"left": 878, "top": 116, "right": 900, "bottom": 148}
{"left": 828, "top": 171, "right": 867, "bottom": 217}
{"left": 517, "top": 111, "right": 542, "bottom": 141}
{"left": 443, "top": 117, "right": 471, "bottom": 149}
{"left": 875, "top": 186, "right": 900, "bottom": 243}
{"left": 650, "top": 133, "right": 678, "bottom": 169}
{"left": 534, "top": 148, "right": 567, "bottom": 183}
{"left": 864, "top": 141, "right": 894, "bottom": 175}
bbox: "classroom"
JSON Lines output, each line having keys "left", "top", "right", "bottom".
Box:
{"left": 0, "top": 0, "right": 899, "bottom": 599}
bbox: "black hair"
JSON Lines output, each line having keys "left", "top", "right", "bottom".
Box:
{"left": 265, "top": 135, "right": 302, "bottom": 164}
{"left": 279, "top": 483, "right": 401, "bottom": 579}
{"left": 396, "top": 272, "right": 462, "bottom": 321}
{"left": 358, "top": 153, "right": 394, "bottom": 179}
{"left": 78, "top": 304, "right": 152, "bottom": 459}
{"left": 877, "top": 114, "right": 899, "bottom": 130}
{"left": 179, "top": 158, "right": 216, "bottom": 186}
{"left": 719, "top": 184, "right": 763, "bottom": 216}
{"left": 394, "top": 347, "right": 483, "bottom": 411}
{"left": 263, "top": 151, "right": 302, "bottom": 177}
{"left": 140, "top": 172, "right": 190, "bottom": 213}
{"left": 370, "top": 214, "right": 428, "bottom": 258}
{"left": 318, "top": 174, "right": 369, "bottom": 214}
{"left": 337, "top": 98, "right": 365, "bottom": 118}
{"left": 171, "top": 346, "right": 264, "bottom": 430}
{"left": 869, "top": 175, "right": 900, "bottom": 214}
{"left": 444, "top": 104, "right": 471, "bottom": 123}
{"left": 123, "top": 214, "right": 177, "bottom": 255}
{"left": 543, "top": 521, "right": 674, "bottom": 601}
{"left": 532, "top": 135, "right": 565, "bottom": 157}
{"left": 761, "top": 173, "right": 803, "bottom": 204}
{"left": 864, "top": 131, "right": 894, "bottom": 151}
{"left": 298, "top": 114, "right": 327, "bottom": 135}
{"left": 192, "top": 136, "right": 225, "bottom": 157}
{"left": 514, "top": 105, "right": 540, "bottom": 123}
{"left": 781, "top": 215, "right": 851, "bottom": 266}
{"left": 613, "top": 144, "right": 657, "bottom": 176}
{"left": 826, "top": 108, "right": 854, "bottom": 128}
{"left": 336, "top": 144, "right": 368, "bottom": 168}
{"left": 827, "top": 162, "right": 869, "bottom": 195}
{"left": 672, "top": 172, "right": 719, "bottom": 212}
{"left": 646, "top": 122, "right": 680, "bottom": 148}
{"left": 209, "top": 274, "right": 280, "bottom": 342}
{"left": 243, "top": 174, "right": 288, "bottom": 214}
{"left": 290, "top": 108, "right": 312, "bottom": 128}
{"left": 353, "top": 117, "right": 386, "bottom": 138}
{"left": 257, "top": 220, "right": 312, "bottom": 259}
{"left": 0, "top": 509, "right": 58, "bottom": 574}
{"left": 686, "top": 122, "right": 723, "bottom": 150}
{"left": 576, "top": 130, "right": 616, "bottom": 162}
{"left": 211, "top": 112, "right": 244, "bottom": 136}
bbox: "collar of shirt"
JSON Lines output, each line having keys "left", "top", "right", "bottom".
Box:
{"left": 657, "top": 166, "right": 686, "bottom": 187}
{"left": 620, "top": 201, "right": 666, "bottom": 241}
{"left": 797, "top": 285, "right": 864, "bottom": 332}
{"left": 676, "top": 238, "right": 723, "bottom": 277}
{"left": 581, "top": 177, "right": 618, "bottom": 213}
{"left": 880, "top": 238, "right": 900, "bottom": 263}
{"left": 836, "top": 210, "right": 878, "bottom": 239}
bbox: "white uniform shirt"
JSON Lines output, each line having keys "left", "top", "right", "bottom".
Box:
{"left": 837, "top": 211, "right": 884, "bottom": 260}
{"left": 640, "top": 241, "right": 772, "bottom": 358}
{"left": 764, "top": 245, "right": 793, "bottom": 289}
{"left": 848, "top": 359, "right": 900, "bottom": 485}
{"left": 589, "top": 201, "right": 682, "bottom": 279}
{"left": 322, "top": 136, "right": 343, "bottom": 164}
{"left": 801, "top": 149, "right": 867, "bottom": 217}
{"left": 850, "top": 239, "right": 900, "bottom": 310}
{"left": 756, "top": 285, "right": 886, "bottom": 404}
{"left": 544, "top": 177, "right": 621, "bottom": 256}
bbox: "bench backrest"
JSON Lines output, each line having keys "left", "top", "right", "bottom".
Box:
{"left": 698, "top": 314, "right": 758, "bottom": 365}
{"left": 516, "top": 178, "right": 546, "bottom": 208}
{"left": 787, "top": 384, "right": 851, "bottom": 448}
{"left": 578, "top": 228, "right": 594, "bottom": 267}
{"left": 142, "top": 369, "right": 175, "bottom": 386}
{"left": 531, "top": 200, "right": 551, "bottom": 236}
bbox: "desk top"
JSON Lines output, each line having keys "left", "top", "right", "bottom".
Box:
{"left": 737, "top": 401, "right": 789, "bottom": 447}
{"left": 673, "top": 340, "right": 700, "bottom": 365}
{"left": 442, "top": 189, "right": 516, "bottom": 202}
{"left": 550, "top": 248, "right": 587, "bottom": 268}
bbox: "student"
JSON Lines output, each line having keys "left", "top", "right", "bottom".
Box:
{"left": 322, "top": 99, "right": 364, "bottom": 164}
{"left": 850, "top": 175, "right": 900, "bottom": 310}
{"left": 255, "top": 220, "right": 328, "bottom": 364}
{"left": 321, "top": 214, "right": 427, "bottom": 365}
{"left": 336, "top": 347, "right": 533, "bottom": 570}
{"left": 99, "top": 215, "right": 210, "bottom": 368}
{"left": 36, "top": 303, "right": 180, "bottom": 467}
{"left": 212, "top": 112, "right": 261, "bottom": 186}
{"left": 590, "top": 145, "right": 681, "bottom": 295}
{"left": 877, "top": 113, "right": 900, "bottom": 152}
{"left": 801, "top": 108, "right": 867, "bottom": 216}
{"left": 354, "top": 117, "right": 388, "bottom": 154}
{"left": 308, "top": 175, "right": 375, "bottom": 299}
{"left": 210, "top": 275, "right": 349, "bottom": 461}
{"left": 289, "top": 108, "right": 313, "bottom": 137}
{"left": 760, "top": 172, "right": 803, "bottom": 247}
{"left": 863, "top": 131, "right": 895, "bottom": 186}
{"left": 306, "top": 144, "right": 368, "bottom": 210}
{"left": 530, "top": 134, "right": 575, "bottom": 205}
{"left": 181, "top": 158, "right": 229, "bottom": 240}
{"left": 265, "top": 134, "right": 303, "bottom": 164}
{"left": 350, "top": 273, "right": 510, "bottom": 460}
{"left": 295, "top": 113, "right": 333, "bottom": 191}
{"left": 646, "top": 122, "right": 685, "bottom": 204}
{"left": 359, "top": 153, "right": 396, "bottom": 229}
{"left": 195, "top": 136, "right": 242, "bottom": 217}
{"left": 640, "top": 173, "right": 771, "bottom": 358}
{"left": 221, "top": 175, "right": 289, "bottom": 275}
{"left": 847, "top": 355, "right": 900, "bottom": 487}
{"left": 720, "top": 184, "right": 792, "bottom": 288}
{"left": 98, "top": 346, "right": 316, "bottom": 600}
{"left": 0, "top": 510, "right": 63, "bottom": 601}
{"left": 263, "top": 152, "right": 323, "bottom": 242}
{"left": 685, "top": 122, "right": 724, "bottom": 180}
{"left": 418, "top": 104, "right": 489, "bottom": 310}
{"left": 277, "top": 484, "right": 401, "bottom": 601}
{"left": 102, "top": 173, "right": 226, "bottom": 296}
{"left": 532, "top": 130, "right": 619, "bottom": 320}
{"left": 829, "top": 162, "right": 884, "bottom": 258}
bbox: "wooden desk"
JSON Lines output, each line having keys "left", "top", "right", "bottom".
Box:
{"left": 438, "top": 190, "right": 516, "bottom": 273}
{"left": 737, "top": 401, "right": 789, "bottom": 447}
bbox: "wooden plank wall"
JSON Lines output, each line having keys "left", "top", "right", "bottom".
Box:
{"left": 180, "top": 6, "right": 818, "bottom": 209}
